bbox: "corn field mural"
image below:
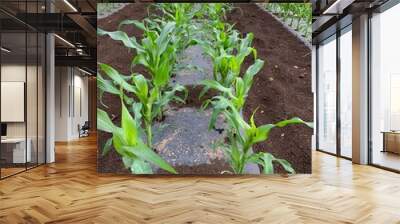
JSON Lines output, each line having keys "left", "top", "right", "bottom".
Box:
{"left": 97, "top": 3, "right": 313, "bottom": 175}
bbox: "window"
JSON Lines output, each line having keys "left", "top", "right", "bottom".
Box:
{"left": 339, "top": 27, "right": 352, "bottom": 158}
{"left": 370, "top": 3, "right": 400, "bottom": 171}
{"left": 317, "top": 35, "right": 337, "bottom": 154}
{"left": 0, "top": 2, "right": 46, "bottom": 179}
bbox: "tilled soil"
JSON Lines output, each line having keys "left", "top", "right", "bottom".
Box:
{"left": 97, "top": 3, "right": 313, "bottom": 174}
{"left": 97, "top": 3, "right": 149, "bottom": 174}
{"left": 227, "top": 4, "right": 313, "bottom": 173}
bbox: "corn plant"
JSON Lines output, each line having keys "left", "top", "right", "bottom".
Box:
{"left": 98, "top": 21, "right": 178, "bottom": 92}
{"left": 98, "top": 63, "right": 187, "bottom": 147}
{"left": 200, "top": 33, "right": 257, "bottom": 88}
{"left": 201, "top": 59, "right": 264, "bottom": 111}
{"left": 198, "top": 3, "right": 232, "bottom": 21}
{"left": 206, "top": 96, "right": 313, "bottom": 174}
{"left": 97, "top": 95, "right": 177, "bottom": 174}
{"left": 151, "top": 3, "right": 198, "bottom": 53}
{"left": 265, "top": 3, "right": 312, "bottom": 40}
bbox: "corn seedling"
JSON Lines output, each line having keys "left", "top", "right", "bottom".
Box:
{"left": 201, "top": 59, "right": 264, "bottom": 111}
{"left": 198, "top": 3, "right": 232, "bottom": 22}
{"left": 97, "top": 95, "right": 177, "bottom": 174}
{"left": 98, "top": 63, "right": 187, "bottom": 147}
{"left": 98, "top": 21, "right": 178, "bottom": 91}
{"left": 206, "top": 96, "right": 313, "bottom": 174}
{"left": 198, "top": 29, "right": 256, "bottom": 87}
{"left": 151, "top": 3, "right": 199, "bottom": 53}
{"left": 265, "top": 3, "right": 312, "bottom": 40}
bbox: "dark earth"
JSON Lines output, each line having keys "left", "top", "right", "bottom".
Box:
{"left": 97, "top": 3, "right": 313, "bottom": 174}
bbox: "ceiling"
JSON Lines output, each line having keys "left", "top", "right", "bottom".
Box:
{"left": 312, "top": 0, "right": 391, "bottom": 44}
{"left": 0, "top": 0, "right": 96, "bottom": 74}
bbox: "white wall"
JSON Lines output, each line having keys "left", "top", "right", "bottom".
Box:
{"left": 55, "top": 66, "right": 69, "bottom": 141}
{"left": 1, "top": 65, "right": 34, "bottom": 138}
{"left": 54, "top": 67, "right": 89, "bottom": 141}
{"left": 1, "top": 63, "right": 46, "bottom": 164}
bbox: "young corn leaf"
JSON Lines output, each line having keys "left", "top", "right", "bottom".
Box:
{"left": 131, "top": 102, "right": 143, "bottom": 125}
{"left": 97, "top": 72, "right": 119, "bottom": 95}
{"left": 275, "top": 117, "right": 313, "bottom": 128}
{"left": 97, "top": 108, "right": 115, "bottom": 133}
{"left": 122, "top": 156, "right": 133, "bottom": 168}
{"left": 260, "top": 153, "right": 275, "bottom": 174}
{"left": 97, "top": 28, "right": 143, "bottom": 52}
{"left": 99, "top": 63, "right": 136, "bottom": 93}
{"left": 122, "top": 143, "right": 177, "bottom": 174}
{"left": 102, "top": 138, "right": 113, "bottom": 156}
{"left": 118, "top": 19, "right": 146, "bottom": 31}
{"left": 156, "top": 22, "right": 176, "bottom": 57}
{"left": 275, "top": 158, "right": 295, "bottom": 174}
{"left": 121, "top": 97, "right": 138, "bottom": 146}
{"left": 200, "top": 79, "right": 231, "bottom": 96}
{"left": 243, "top": 59, "right": 265, "bottom": 92}
{"left": 132, "top": 74, "right": 149, "bottom": 103}
{"left": 130, "top": 159, "right": 153, "bottom": 174}
{"left": 112, "top": 127, "right": 130, "bottom": 157}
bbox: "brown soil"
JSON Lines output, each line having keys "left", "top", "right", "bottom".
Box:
{"left": 227, "top": 4, "right": 313, "bottom": 173}
{"left": 97, "top": 3, "right": 313, "bottom": 174}
{"left": 97, "top": 3, "right": 149, "bottom": 174}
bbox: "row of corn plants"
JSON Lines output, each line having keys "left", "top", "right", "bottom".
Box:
{"left": 97, "top": 3, "right": 312, "bottom": 175}
{"left": 263, "top": 3, "right": 312, "bottom": 41}
{"left": 97, "top": 4, "right": 196, "bottom": 174}
{"left": 196, "top": 4, "right": 313, "bottom": 174}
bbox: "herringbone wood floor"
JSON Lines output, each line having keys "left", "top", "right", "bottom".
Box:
{"left": 0, "top": 134, "right": 399, "bottom": 224}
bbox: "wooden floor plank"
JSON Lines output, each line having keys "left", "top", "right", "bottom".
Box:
{"left": 0, "top": 134, "right": 399, "bottom": 223}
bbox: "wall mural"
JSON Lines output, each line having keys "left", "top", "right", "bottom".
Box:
{"left": 97, "top": 3, "right": 313, "bottom": 175}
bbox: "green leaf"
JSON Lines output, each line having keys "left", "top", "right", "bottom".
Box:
{"left": 199, "top": 85, "right": 210, "bottom": 100}
{"left": 201, "top": 79, "right": 231, "bottom": 94}
{"left": 97, "top": 28, "right": 142, "bottom": 51}
{"left": 132, "top": 74, "right": 149, "bottom": 102}
{"left": 122, "top": 156, "right": 133, "bottom": 168}
{"left": 260, "top": 153, "right": 275, "bottom": 174}
{"left": 112, "top": 127, "right": 129, "bottom": 157}
{"left": 153, "top": 59, "right": 172, "bottom": 88}
{"left": 253, "top": 124, "right": 274, "bottom": 144}
{"left": 130, "top": 159, "right": 153, "bottom": 174}
{"left": 121, "top": 99, "right": 138, "bottom": 146}
{"left": 97, "top": 108, "right": 115, "bottom": 133}
{"left": 275, "top": 159, "right": 295, "bottom": 174}
{"left": 99, "top": 63, "right": 136, "bottom": 93}
{"left": 102, "top": 138, "right": 113, "bottom": 156}
{"left": 122, "top": 143, "right": 177, "bottom": 174}
{"left": 243, "top": 59, "right": 264, "bottom": 90}
{"left": 131, "top": 102, "right": 143, "bottom": 125}
{"left": 275, "top": 117, "right": 312, "bottom": 128}
{"left": 97, "top": 72, "right": 120, "bottom": 95}
{"left": 156, "top": 22, "right": 175, "bottom": 54}
{"left": 118, "top": 19, "right": 146, "bottom": 31}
